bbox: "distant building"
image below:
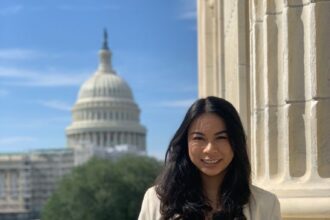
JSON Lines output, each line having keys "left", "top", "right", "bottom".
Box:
{"left": 66, "top": 30, "right": 146, "bottom": 151}
{"left": 0, "top": 30, "right": 146, "bottom": 220}
{"left": 0, "top": 149, "right": 74, "bottom": 220}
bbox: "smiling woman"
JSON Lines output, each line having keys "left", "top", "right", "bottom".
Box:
{"left": 138, "top": 96, "right": 281, "bottom": 220}
{"left": 187, "top": 113, "right": 234, "bottom": 188}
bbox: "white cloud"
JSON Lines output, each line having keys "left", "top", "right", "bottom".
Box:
{"left": 159, "top": 99, "right": 195, "bottom": 108}
{"left": 179, "top": 11, "right": 196, "bottom": 20}
{"left": 0, "top": 5, "right": 23, "bottom": 16}
{"left": 0, "top": 66, "right": 89, "bottom": 87}
{"left": 57, "top": 5, "right": 120, "bottom": 12}
{"left": 1, "top": 117, "right": 70, "bottom": 129}
{"left": 0, "top": 48, "right": 75, "bottom": 61}
{"left": 0, "top": 49, "right": 44, "bottom": 60}
{"left": 39, "top": 100, "right": 72, "bottom": 111}
{"left": 178, "top": 0, "right": 197, "bottom": 20}
{"left": 0, "top": 136, "right": 36, "bottom": 146}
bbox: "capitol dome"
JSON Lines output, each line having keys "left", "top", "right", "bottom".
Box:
{"left": 78, "top": 73, "right": 133, "bottom": 101}
{"left": 66, "top": 30, "right": 146, "bottom": 151}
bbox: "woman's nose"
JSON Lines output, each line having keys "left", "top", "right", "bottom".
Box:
{"left": 203, "top": 142, "right": 217, "bottom": 153}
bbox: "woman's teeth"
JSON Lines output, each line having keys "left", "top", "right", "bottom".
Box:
{"left": 202, "top": 159, "right": 220, "bottom": 164}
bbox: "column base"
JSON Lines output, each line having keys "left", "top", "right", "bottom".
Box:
{"left": 255, "top": 180, "right": 330, "bottom": 219}
{"left": 280, "top": 196, "right": 330, "bottom": 219}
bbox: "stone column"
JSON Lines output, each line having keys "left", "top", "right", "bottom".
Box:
{"left": 197, "top": 0, "right": 219, "bottom": 97}
{"left": 137, "top": 134, "right": 141, "bottom": 149}
{"left": 142, "top": 135, "right": 146, "bottom": 151}
{"left": 311, "top": 0, "right": 330, "bottom": 180}
{"left": 198, "top": 0, "right": 330, "bottom": 218}
{"left": 198, "top": 0, "right": 251, "bottom": 147}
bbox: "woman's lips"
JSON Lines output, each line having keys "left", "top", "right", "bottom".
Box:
{"left": 201, "top": 158, "right": 221, "bottom": 165}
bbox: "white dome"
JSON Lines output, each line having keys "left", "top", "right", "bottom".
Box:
{"left": 66, "top": 30, "right": 146, "bottom": 151}
{"left": 78, "top": 72, "right": 133, "bottom": 101}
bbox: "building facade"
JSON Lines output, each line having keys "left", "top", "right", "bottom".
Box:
{"left": 0, "top": 154, "right": 30, "bottom": 220}
{"left": 0, "top": 149, "right": 74, "bottom": 220}
{"left": 197, "top": 0, "right": 330, "bottom": 219}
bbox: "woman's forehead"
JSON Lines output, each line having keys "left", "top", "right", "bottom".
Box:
{"left": 188, "top": 113, "right": 226, "bottom": 132}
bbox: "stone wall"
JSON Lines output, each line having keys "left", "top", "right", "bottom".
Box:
{"left": 197, "top": 0, "right": 330, "bottom": 218}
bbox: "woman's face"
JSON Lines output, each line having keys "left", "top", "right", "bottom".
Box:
{"left": 188, "top": 113, "right": 234, "bottom": 179}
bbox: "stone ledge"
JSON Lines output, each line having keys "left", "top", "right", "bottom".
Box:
{"left": 280, "top": 197, "right": 330, "bottom": 218}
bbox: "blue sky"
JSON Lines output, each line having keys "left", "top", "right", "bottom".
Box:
{"left": 0, "top": 0, "right": 197, "bottom": 159}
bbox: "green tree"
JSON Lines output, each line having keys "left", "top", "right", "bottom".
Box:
{"left": 42, "top": 154, "right": 162, "bottom": 220}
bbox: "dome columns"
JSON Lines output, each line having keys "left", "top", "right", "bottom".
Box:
{"left": 67, "top": 131, "right": 146, "bottom": 149}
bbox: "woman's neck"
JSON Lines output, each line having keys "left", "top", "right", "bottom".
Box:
{"left": 201, "top": 173, "right": 224, "bottom": 211}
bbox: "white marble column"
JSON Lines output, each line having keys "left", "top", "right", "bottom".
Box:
{"left": 137, "top": 134, "right": 141, "bottom": 149}
{"left": 311, "top": 1, "right": 330, "bottom": 179}
{"left": 198, "top": 0, "right": 330, "bottom": 218}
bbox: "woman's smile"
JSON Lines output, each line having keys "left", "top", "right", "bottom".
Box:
{"left": 201, "top": 158, "right": 221, "bottom": 165}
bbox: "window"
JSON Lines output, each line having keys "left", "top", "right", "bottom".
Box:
{"left": 10, "top": 172, "right": 19, "bottom": 199}
{"left": 0, "top": 172, "right": 5, "bottom": 198}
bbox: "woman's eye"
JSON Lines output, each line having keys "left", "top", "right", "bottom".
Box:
{"left": 192, "top": 136, "right": 203, "bottom": 140}
{"left": 216, "top": 136, "right": 227, "bottom": 140}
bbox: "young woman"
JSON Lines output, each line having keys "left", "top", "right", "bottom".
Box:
{"left": 138, "top": 96, "right": 281, "bottom": 220}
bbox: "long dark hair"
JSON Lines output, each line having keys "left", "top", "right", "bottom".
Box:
{"left": 155, "top": 96, "right": 251, "bottom": 220}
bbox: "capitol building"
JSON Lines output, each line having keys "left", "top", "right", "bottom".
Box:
{"left": 66, "top": 31, "right": 146, "bottom": 151}
{"left": 0, "top": 31, "right": 146, "bottom": 220}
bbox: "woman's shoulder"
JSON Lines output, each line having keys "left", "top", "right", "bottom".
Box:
{"left": 146, "top": 186, "right": 159, "bottom": 198}
{"left": 246, "top": 185, "right": 282, "bottom": 219}
{"left": 143, "top": 186, "right": 160, "bottom": 201}
{"left": 138, "top": 186, "right": 162, "bottom": 220}
{"left": 250, "top": 185, "right": 278, "bottom": 201}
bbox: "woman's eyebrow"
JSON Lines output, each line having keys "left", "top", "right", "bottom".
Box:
{"left": 214, "top": 130, "right": 228, "bottom": 136}
{"left": 189, "top": 131, "right": 204, "bottom": 136}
